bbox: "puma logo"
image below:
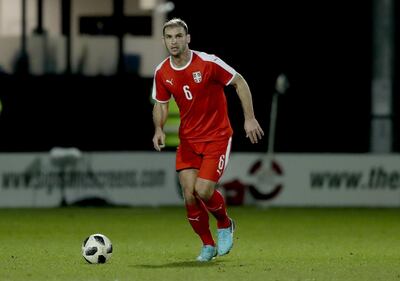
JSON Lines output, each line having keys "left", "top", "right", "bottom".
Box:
{"left": 208, "top": 204, "right": 223, "bottom": 212}
{"left": 166, "top": 79, "right": 173, "bottom": 85}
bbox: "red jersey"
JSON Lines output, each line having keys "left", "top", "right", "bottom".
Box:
{"left": 152, "top": 50, "right": 236, "bottom": 142}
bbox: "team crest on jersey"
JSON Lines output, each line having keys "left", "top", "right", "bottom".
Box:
{"left": 192, "top": 71, "right": 202, "bottom": 83}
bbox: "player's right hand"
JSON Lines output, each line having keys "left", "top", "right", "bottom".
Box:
{"left": 153, "top": 129, "right": 166, "bottom": 151}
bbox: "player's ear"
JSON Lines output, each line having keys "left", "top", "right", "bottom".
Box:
{"left": 187, "top": 34, "right": 191, "bottom": 44}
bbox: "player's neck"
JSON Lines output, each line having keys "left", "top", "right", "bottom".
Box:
{"left": 171, "top": 49, "right": 191, "bottom": 68}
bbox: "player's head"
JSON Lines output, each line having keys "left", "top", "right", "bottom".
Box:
{"left": 163, "top": 18, "right": 188, "bottom": 36}
{"left": 162, "top": 18, "right": 190, "bottom": 57}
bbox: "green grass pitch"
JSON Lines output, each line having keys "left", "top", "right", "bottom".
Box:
{"left": 0, "top": 207, "right": 399, "bottom": 281}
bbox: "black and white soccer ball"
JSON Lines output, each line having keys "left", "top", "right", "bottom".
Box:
{"left": 82, "top": 233, "right": 113, "bottom": 264}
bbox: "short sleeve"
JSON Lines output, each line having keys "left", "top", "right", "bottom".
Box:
{"left": 152, "top": 70, "right": 171, "bottom": 103}
{"left": 211, "top": 56, "right": 237, "bottom": 86}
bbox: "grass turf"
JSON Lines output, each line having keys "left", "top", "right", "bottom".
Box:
{"left": 0, "top": 207, "right": 399, "bottom": 281}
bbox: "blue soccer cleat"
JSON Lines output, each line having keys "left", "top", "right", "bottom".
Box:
{"left": 196, "top": 245, "right": 217, "bottom": 262}
{"left": 217, "top": 218, "right": 235, "bottom": 256}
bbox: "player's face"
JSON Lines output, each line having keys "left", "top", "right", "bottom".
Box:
{"left": 163, "top": 26, "right": 190, "bottom": 57}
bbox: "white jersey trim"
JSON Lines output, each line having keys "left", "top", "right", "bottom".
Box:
{"left": 152, "top": 57, "right": 171, "bottom": 102}
{"left": 169, "top": 50, "right": 193, "bottom": 71}
{"left": 224, "top": 137, "right": 232, "bottom": 170}
{"left": 216, "top": 137, "right": 232, "bottom": 183}
{"left": 226, "top": 74, "right": 236, "bottom": 86}
{"left": 194, "top": 51, "right": 236, "bottom": 85}
{"left": 151, "top": 77, "right": 171, "bottom": 103}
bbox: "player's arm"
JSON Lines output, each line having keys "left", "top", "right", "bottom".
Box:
{"left": 152, "top": 101, "right": 169, "bottom": 151}
{"left": 230, "top": 73, "right": 264, "bottom": 144}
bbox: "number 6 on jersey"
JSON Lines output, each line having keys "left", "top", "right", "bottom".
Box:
{"left": 183, "top": 85, "right": 193, "bottom": 100}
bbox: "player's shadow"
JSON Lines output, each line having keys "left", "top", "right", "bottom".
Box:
{"left": 133, "top": 260, "right": 224, "bottom": 268}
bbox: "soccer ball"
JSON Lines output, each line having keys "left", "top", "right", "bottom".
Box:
{"left": 82, "top": 233, "right": 113, "bottom": 264}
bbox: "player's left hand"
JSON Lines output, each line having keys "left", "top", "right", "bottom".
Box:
{"left": 244, "top": 118, "right": 264, "bottom": 144}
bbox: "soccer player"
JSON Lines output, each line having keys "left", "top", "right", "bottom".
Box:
{"left": 152, "top": 18, "right": 264, "bottom": 262}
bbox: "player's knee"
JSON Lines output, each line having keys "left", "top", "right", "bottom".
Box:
{"left": 183, "top": 190, "right": 196, "bottom": 204}
{"left": 194, "top": 181, "right": 214, "bottom": 200}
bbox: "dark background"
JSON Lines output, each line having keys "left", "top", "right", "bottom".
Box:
{"left": 168, "top": 0, "right": 373, "bottom": 153}
{"left": 0, "top": 0, "right": 397, "bottom": 153}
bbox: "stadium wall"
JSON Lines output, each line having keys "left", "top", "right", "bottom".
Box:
{"left": 0, "top": 0, "right": 167, "bottom": 77}
{"left": 0, "top": 152, "right": 399, "bottom": 207}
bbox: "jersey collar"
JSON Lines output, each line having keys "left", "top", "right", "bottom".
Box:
{"left": 170, "top": 50, "right": 193, "bottom": 71}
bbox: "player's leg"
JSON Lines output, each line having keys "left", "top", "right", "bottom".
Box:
{"left": 179, "top": 170, "right": 216, "bottom": 261}
{"left": 179, "top": 169, "right": 215, "bottom": 246}
{"left": 195, "top": 138, "right": 235, "bottom": 256}
{"left": 176, "top": 142, "right": 216, "bottom": 261}
{"left": 195, "top": 178, "right": 230, "bottom": 228}
{"left": 196, "top": 178, "right": 235, "bottom": 256}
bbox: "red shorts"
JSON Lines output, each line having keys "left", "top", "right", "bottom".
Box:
{"left": 176, "top": 137, "right": 232, "bottom": 182}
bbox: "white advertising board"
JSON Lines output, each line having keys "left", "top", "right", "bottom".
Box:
{"left": 0, "top": 152, "right": 181, "bottom": 207}
{"left": 0, "top": 152, "right": 399, "bottom": 207}
{"left": 220, "top": 154, "right": 400, "bottom": 207}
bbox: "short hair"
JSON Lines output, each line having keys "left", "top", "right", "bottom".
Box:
{"left": 163, "top": 18, "right": 188, "bottom": 35}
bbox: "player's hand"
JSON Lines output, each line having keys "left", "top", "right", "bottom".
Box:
{"left": 244, "top": 118, "right": 264, "bottom": 144}
{"left": 153, "top": 129, "right": 166, "bottom": 151}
